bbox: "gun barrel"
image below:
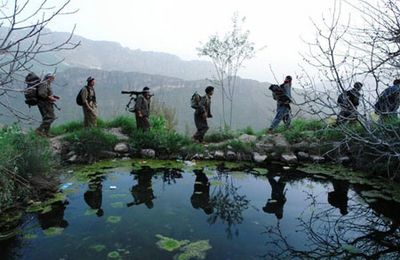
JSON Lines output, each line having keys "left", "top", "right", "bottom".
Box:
{"left": 121, "top": 91, "right": 133, "bottom": 94}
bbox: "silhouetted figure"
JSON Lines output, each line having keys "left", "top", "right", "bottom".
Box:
{"left": 84, "top": 176, "right": 104, "bottom": 217}
{"left": 127, "top": 171, "right": 155, "bottom": 209}
{"left": 190, "top": 169, "right": 213, "bottom": 215}
{"left": 328, "top": 181, "right": 349, "bottom": 216}
{"left": 38, "top": 201, "right": 69, "bottom": 229}
{"left": 263, "top": 176, "right": 287, "bottom": 220}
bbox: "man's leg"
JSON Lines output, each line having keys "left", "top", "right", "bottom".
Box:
{"left": 193, "top": 114, "right": 208, "bottom": 142}
{"left": 283, "top": 106, "right": 291, "bottom": 128}
{"left": 270, "top": 104, "right": 286, "bottom": 130}
{"left": 37, "top": 103, "right": 55, "bottom": 135}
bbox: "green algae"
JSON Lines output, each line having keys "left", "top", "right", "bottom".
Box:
{"left": 84, "top": 209, "right": 97, "bottom": 216}
{"left": 174, "top": 240, "right": 212, "bottom": 260}
{"left": 26, "top": 193, "right": 66, "bottom": 214}
{"left": 342, "top": 244, "right": 362, "bottom": 254}
{"left": 110, "top": 202, "right": 124, "bottom": 208}
{"left": 360, "top": 190, "right": 393, "bottom": 201}
{"left": 210, "top": 180, "right": 224, "bottom": 186}
{"left": 251, "top": 168, "right": 269, "bottom": 175}
{"left": 107, "top": 251, "right": 121, "bottom": 259}
{"left": 107, "top": 216, "right": 122, "bottom": 224}
{"left": 110, "top": 194, "right": 129, "bottom": 199}
{"left": 90, "top": 244, "right": 106, "bottom": 252}
{"left": 156, "top": 234, "right": 190, "bottom": 252}
{"left": 23, "top": 233, "right": 38, "bottom": 240}
{"left": 43, "top": 227, "right": 64, "bottom": 237}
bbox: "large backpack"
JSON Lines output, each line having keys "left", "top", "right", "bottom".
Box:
{"left": 269, "top": 84, "right": 289, "bottom": 102}
{"left": 191, "top": 92, "right": 202, "bottom": 109}
{"left": 24, "top": 73, "right": 41, "bottom": 106}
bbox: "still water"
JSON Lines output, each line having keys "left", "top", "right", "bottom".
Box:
{"left": 1, "top": 161, "right": 400, "bottom": 259}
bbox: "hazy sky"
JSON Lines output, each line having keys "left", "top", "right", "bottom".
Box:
{"left": 44, "top": 0, "right": 349, "bottom": 82}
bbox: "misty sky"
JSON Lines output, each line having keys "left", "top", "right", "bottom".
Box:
{"left": 45, "top": 0, "right": 350, "bottom": 82}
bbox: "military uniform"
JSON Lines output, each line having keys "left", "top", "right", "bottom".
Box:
{"left": 81, "top": 86, "right": 97, "bottom": 127}
{"left": 270, "top": 82, "right": 292, "bottom": 130}
{"left": 193, "top": 94, "right": 212, "bottom": 142}
{"left": 36, "top": 80, "right": 55, "bottom": 135}
{"left": 134, "top": 94, "right": 151, "bottom": 131}
{"left": 336, "top": 88, "right": 361, "bottom": 125}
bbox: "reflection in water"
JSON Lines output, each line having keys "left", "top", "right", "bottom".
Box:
{"left": 264, "top": 175, "right": 400, "bottom": 259}
{"left": 263, "top": 175, "right": 287, "bottom": 220}
{"left": 191, "top": 169, "right": 213, "bottom": 215}
{"left": 84, "top": 175, "right": 104, "bottom": 217}
{"left": 127, "top": 168, "right": 155, "bottom": 209}
{"left": 38, "top": 201, "right": 69, "bottom": 229}
{"left": 207, "top": 171, "right": 250, "bottom": 239}
{"left": 328, "top": 180, "right": 349, "bottom": 215}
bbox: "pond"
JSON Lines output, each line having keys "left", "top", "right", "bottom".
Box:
{"left": 1, "top": 160, "right": 400, "bottom": 259}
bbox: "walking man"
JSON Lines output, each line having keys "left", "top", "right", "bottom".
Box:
{"left": 335, "top": 82, "right": 363, "bottom": 125}
{"left": 375, "top": 79, "right": 400, "bottom": 121}
{"left": 80, "top": 77, "right": 97, "bottom": 127}
{"left": 268, "top": 75, "right": 293, "bottom": 132}
{"left": 193, "top": 86, "right": 214, "bottom": 143}
{"left": 36, "top": 73, "right": 58, "bottom": 137}
{"left": 134, "top": 87, "right": 152, "bottom": 131}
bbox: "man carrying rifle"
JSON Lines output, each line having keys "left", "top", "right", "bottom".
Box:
{"left": 134, "top": 87, "right": 152, "bottom": 131}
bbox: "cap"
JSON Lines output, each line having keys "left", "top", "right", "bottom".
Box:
{"left": 354, "top": 82, "right": 363, "bottom": 90}
{"left": 44, "top": 73, "right": 55, "bottom": 80}
{"left": 143, "top": 86, "right": 150, "bottom": 93}
{"left": 87, "top": 76, "right": 95, "bottom": 83}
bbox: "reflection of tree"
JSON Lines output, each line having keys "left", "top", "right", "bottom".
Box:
{"left": 207, "top": 173, "right": 250, "bottom": 239}
{"left": 128, "top": 169, "right": 155, "bottom": 209}
{"left": 84, "top": 175, "right": 104, "bottom": 217}
{"left": 263, "top": 192, "right": 400, "bottom": 259}
{"left": 162, "top": 169, "right": 183, "bottom": 186}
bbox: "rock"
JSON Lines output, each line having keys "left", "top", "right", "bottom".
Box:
{"left": 281, "top": 153, "right": 298, "bottom": 164}
{"left": 49, "top": 135, "right": 65, "bottom": 156}
{"left": 99, "top": 151, "right": 118, "bottom": 159}
{"left": 255, "top": 143, "right": 274, "bottom": 153}
{"left": 310, "top": 155, "right": 325, "bottom": 163}
{"left": 191, "top": 153, "right": 204, "bottom": 160}
{"left": 337, "top": 156, "right": 351, "bottom": 164}
{"left": 114, "top": 143, "right": 130, "bottom": 153}
{"left": 214, "top": 150, "right": 225, "bottom": 160}
{"left": 226, "top": 151, "right": 237, "bottom": 161}
{"left": 297, "top": 151, "right": 310, "bottom": 161}
{"left": 140, "top": 149, "right": 156, "bottom": 158}
{"left": 252, "top": 152, "right": 267, "bottom": 163}
{"left": 238, "top": 134, "right": 257, "bottom": 143}
{"left": 67, "top": 155, "right": 78, "bottom": 163}
{"left": 106, "top": 128, "right": 129, "bottom": 141}
{"left": 272, "top": 134, "right": 290, "bottom": 148}
{"left": 291, "top": 141, "right": 310, "bottom": 151}
{"left": 237, "top": 153, "right": 252, "bottom": 161}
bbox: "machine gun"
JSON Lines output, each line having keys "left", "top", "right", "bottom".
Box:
{"left": 121, "top": 90, "right": 154, "bottom": 112}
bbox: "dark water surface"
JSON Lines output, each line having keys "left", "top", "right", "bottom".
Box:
{"left": 1, "top": 161, "right": 400, "bottom": 260}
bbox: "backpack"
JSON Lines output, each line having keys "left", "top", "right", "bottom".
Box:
{"left": 24, "top": 73, "right": 41, "bottom": 106}
{"left": 269, "top": 84, "right": 289, "bottom": 102}
{"left": 191, "top": 92, "right": 202, "bottom": 109}
{"left": 76, "top": 88, "right": 84, "bottom": 106}
{"left": 375, "top": 86, "right": 400, "bottom": 113}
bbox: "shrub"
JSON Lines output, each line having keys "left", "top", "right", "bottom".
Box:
{"left": 65, "top": 128, "right": 119, "bottom": 161}
{"left": 204, "top": 129, "right": 236, "bottom": 143}
{"left": 50, "top": 120, "right": 84, "bottom": 136}
{"left": 105, "top": 116, "right": 136, "bottom": 134}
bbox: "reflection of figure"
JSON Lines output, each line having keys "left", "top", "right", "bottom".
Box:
{"left": 328, "top": 181, "right": 349, "bottom": 215}
{"left": 263, "top": 176, "right": 287, "bottom": 220}
{"left": 127, "top": 172, "right": 155, "bottom": 209}
{"left": 38, "top": 201, "right": 69, "bottom": 229}
{"left": 191, "top": 169, "right": 213, "bottom": 215}
{"left": 84, "top": 176, "right": 104, "bottom": 217}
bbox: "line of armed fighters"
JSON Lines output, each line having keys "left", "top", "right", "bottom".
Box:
{"left": 24, "top": 73, "right": 400, "bottom": 140}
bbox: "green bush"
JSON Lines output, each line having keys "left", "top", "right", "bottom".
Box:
{"left": 0, "top": 126, "right": 55, "bottom": 210}
{"left": 50, "top": 120, "right": 84, "bottom": 136}
{"left": 65, "top": 128, "right": 119, "bottom": 160}
{"left": 225, "top": 140, "right": 254, "bottom": 154}
{"left": 104, "top": 116, "right": 136, "bottom": 134}
{"left": 204, "top": 129, "right": 236, "bottom": 143}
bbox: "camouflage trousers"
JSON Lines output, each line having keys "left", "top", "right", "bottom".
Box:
{"left": 135, "top": 115, "right": 150, "bottom": 131}
{"left": 37, "top": 101, "right": 55, "bottom": 134}
{"left": 83, "top": 107, "right": 97, "bottom": 127}
{"left": 193, "top": 113, "right": 209, "bottom": 142}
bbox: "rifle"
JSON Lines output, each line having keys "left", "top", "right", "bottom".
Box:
{"left": 121, "top": 90, "right": 154, "bottom": 112}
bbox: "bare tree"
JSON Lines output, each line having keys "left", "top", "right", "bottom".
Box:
{"left": 197, "top": 12, "right": 256, "bottom": 128}
{"left": 296, "top": 0, "right": 400, "bottom": 178}
{"left": 0, "top": 0, "right": 79, "bottom": 121}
